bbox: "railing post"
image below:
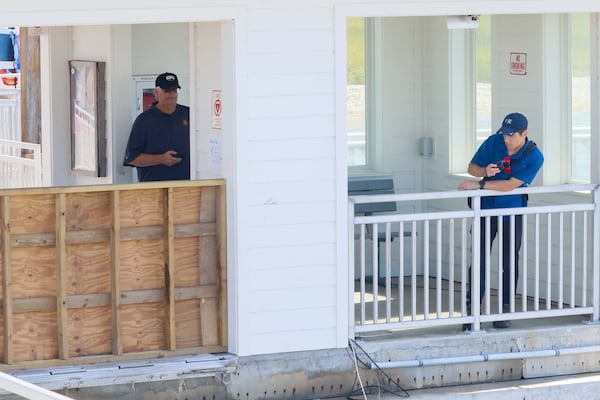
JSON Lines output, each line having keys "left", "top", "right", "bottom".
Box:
{"left": 348, "top": 199, "right": 356, "bottom": 338}
{"left": 471, "top": 194, "right": 482, "bottom": 331}
{"left": 593, "top": 186, "right": 600, "bottom": 322}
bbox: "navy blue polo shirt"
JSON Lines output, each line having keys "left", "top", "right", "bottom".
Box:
{"left": 471, "top": 133, "right": 544, "bottom": 209}
{"left": 123, "top": 104, "right": 190, "bottom": 182}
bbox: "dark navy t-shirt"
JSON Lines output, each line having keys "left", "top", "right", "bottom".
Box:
{"left": 471, "top": 133, "right": 544, "bottom": 209}
{"left": 123, "top": 104, "right": 190, "bottom": 182}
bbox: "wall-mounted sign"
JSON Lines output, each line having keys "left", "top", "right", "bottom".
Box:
{"left": 211, "top": 89, "right": 222, "bottom": 130}
{"left": 510, "top": 52, "right": 527, "bottom": 75}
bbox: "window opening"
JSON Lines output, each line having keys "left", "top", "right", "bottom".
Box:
{"left": 570, "top": 13, "right": 591, "bottom": 182}
{"left": 347, "top": 17, "right": 366, "bottom": 168}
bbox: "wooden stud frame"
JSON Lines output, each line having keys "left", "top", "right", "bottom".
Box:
{"left": 0, "top": 180, "right": 227, "bottom": 369}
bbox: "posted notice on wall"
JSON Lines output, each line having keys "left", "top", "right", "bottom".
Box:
{"left": 510, "top": 52, "right": 527, "bottom": 75}
{"left": 211, "top": 89, "right": 222, "bottom": 130}
{"left": 208, "top": 136, "right": 222, "bottom": 172}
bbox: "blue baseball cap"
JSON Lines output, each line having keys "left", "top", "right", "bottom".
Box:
{"left": 496, "top": 112, "right": 528, "bottom": 136}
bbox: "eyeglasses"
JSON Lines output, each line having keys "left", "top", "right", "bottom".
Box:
{"left": 161, "top": 87, "right": 179, "bottom": 93}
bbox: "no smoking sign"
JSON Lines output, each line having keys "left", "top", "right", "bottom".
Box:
{"left": 510, "top": 52, "right": 527, "bottom": 75}
{"left": 211, "top": 90, "right": 222, "bottom": 130}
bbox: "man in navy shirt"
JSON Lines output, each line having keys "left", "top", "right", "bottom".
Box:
{"left": 123, "top": 72, "right": 190, "bottom": 181}
{"left": 458, "top": 112, "right": 544, "bottom": 330}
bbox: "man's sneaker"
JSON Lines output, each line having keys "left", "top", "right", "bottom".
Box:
{"left": 462, "top": 304, "right": 472, "bottom": 331}
{"left": 493, "top": 304, "right": 511, "bottom": 328}
{"left": 492, "top": 319, "right": 511, "bottom": 329}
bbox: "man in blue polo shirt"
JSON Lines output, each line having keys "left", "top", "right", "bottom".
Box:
{"left": 123, "top": 72, "right": 190, "bottom": 181}
{"left": 458, "top": 112, "right": 544, "bottom": 330}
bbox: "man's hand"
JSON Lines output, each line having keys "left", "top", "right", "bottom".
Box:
{"left": 468, "top": 162, "right": 499, "bottom": 178}
{"left": 483, "top": 163, "right": 501, "bottom": 178}
{"left": 162, "top": 150, "right": 183, "bottom": 166}
{"left": 458, "top": 180, "right": 480, "bottom": 191}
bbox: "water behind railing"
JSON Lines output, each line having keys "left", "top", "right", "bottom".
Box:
{"left": 349, "top": 184, "right": 600, "bottom": 334}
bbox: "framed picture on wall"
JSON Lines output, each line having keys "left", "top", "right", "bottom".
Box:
{"left": 69, "top": 60, "right": 107, "bottom": 177}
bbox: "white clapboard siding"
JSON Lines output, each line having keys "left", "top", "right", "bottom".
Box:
{"left": 241, "top": 5, "right": 341, "bottom": 354}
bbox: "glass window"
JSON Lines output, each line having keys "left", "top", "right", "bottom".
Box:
{"left": 475, "top": 15, "right": 491, "bottom": 149}
{"left": 570, "top": 13, "right": 591, "bottom": 182}
{"left": 347, "top": 17, "right": 366, "bottom": 167}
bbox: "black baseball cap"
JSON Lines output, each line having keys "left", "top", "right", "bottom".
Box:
{"left": 155, "top": 72, "right": 181, "bottom": 90}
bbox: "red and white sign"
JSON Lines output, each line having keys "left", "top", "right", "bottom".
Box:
{"left": 510, "top": 52, "right": 527, "bottom": 75}
{"left": 211, "top": 89, "right": 222, "bottom": 130}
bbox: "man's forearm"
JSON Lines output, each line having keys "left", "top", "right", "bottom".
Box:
{"left": 129, "top": 153, "right": 165, "bottom": 167}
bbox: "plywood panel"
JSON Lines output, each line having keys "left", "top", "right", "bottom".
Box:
{"left": 66, "top": 243, "right": 111, "bottom": 295}
{"left": 66, "top": 192, "right": 111, "bottom": 231}
{"left": 121, "top": 303, "right": 166, "bottom": 352}
{"left": 10, "top": 194, "right": 55, "bottom": 234}
{"left": 119, "top": 239, "right": 165, "bottom": 291}
{"left": 199, "top": 187, "right": 216, "bottom": 223}
{"left": 199, "top": 235, "right": 218, "bottom": 285}
{"left": 0, "top": 180, "right": 226, "bottom": 367}
{"left": 11, "top": 246, "right": 56, "bottom": 298}
{"left": 68, "top": 306, "right": 112, "bottom": 357}
{"left": 119, "top": 189, "right": 165, "bottom": 227}
{"left": 174, "top": 237, "right": 200, "bottom": 287}
{"left": 200, "top": 297, "right": 219, "bottom": 346}
{"left": 175, "top": 299, "right": 202, "bottom": 348}
{"left": 173, "top": 187, "right": 202, "bottom": 223}
{"left": 13, "top": 311, "right": 58, "bottom": 362}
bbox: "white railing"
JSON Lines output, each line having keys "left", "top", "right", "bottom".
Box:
{"left": 0, "top": 88, "right": 20, "bottom": 142}
{"left": 349, "top": 184, "right": 600, "bottom": 334}
{"left": 0, "top": 139, "right": 41, "bottom": 188}
{"left": 0, "top": 371, "right": 74, "bottom": 400}
{"left": 0, "top": 88, "right": 40, "bottom": 188}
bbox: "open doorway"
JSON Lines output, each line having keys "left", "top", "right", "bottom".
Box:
{"left": 38, "top": 20, "right": 234, "bottom": 186}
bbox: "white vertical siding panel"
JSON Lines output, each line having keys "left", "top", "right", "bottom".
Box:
{"left": 247, "top": 137, "right": 335, "bottom": 161}
{"left": 247, "top": 6, "right": 333, "bottom": 32}
{"left": 380, "top": 17, "right": 423, "bottom": 193}
{"left": 247, "top": 30, "right": 333, "bottom": 54}
{"left": 248, "top": 94, "right": 334, "bottom": 119}
{"left": 246, "top": 244, "right": 336, "bottom": 269}
{"left": 241, "top": 6, "right": 340, "bottom": 355}
{"left": 247, "top": 52, "right": 334, "bottom": 76}
{"left": 247, "top": 202, "right": 336, "bottom": 227}
{"left": 247, "top": 159, "right": 335, "bottom": 183}
{"left": 492, "top": 15, "right": 543, "bottom": 124}
{"left": 247, "top": 115, "right": 335, "bottom": 140}
{"left": 248, "top": 73, "right": 334, "bottom": 95}
{"left": 249, "top": 287, "right": 337, "bottom": 312}
{"left": 246, "top": 223, "right": 335, "bottom": 248}
{"left": 250, "top": 266, "right": 336, "bottom": 287}
{"left": 245, "top": 330, "right": 338, "bottom": 355}
{"left": 247, "top": 180, "right": 336, "bottom": 205}
{"left": 249, "top": 308, "right": 337, "bottom": 334}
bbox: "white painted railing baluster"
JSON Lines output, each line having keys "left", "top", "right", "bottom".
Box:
{"left": 349, "top": 184, "right": 600, "bottom": 334}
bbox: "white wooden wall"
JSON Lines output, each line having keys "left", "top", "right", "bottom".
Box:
{"left": 240, "top": 6, "right": 342, "bottom": 355}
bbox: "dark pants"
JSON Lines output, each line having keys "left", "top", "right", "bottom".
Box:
{"left": 467, "top": 215, "right": 523, "bottom": 307}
